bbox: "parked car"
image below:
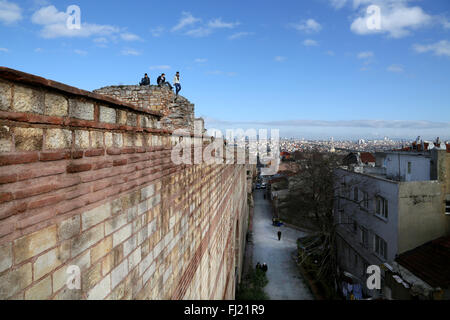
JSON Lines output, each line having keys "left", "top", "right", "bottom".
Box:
{"left": 261, "top": 183, "right": 267, "bottom": 189}
{"left": 256, "top": 183, "right": 261, "bottom": 189}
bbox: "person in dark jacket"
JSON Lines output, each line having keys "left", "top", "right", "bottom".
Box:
{"left": 140, "top": 73, "right": 150, "bottom": 86}
{"left": 256, "top": 262, "right": 261, "bottom": 270}
{"left": 157, "top": 73, "right": 173, "bottom": 90}
{"left": 277, "top": 231, "right": 282, "bottom": 241}
{"left": 262, "top": 263, "right": 268, "bottom": 272}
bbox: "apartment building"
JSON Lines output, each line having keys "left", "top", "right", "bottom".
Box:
{"left": 334, "top": 147, "right": 450, "bottom": 299}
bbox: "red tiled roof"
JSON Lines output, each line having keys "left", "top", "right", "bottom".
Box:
{"left": 360, "top": 152, "right": 375, "bottom": 163}
{"left": 396, "top": 236, "right": 450, "bottom": 288}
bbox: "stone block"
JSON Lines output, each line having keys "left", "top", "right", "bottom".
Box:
{"left": 87, "top": 274, "right": 110, "bottom": 300}
{"left": 45, "top": 93, "right": 68, "bottom": 117}
{"left": 111, "top": 259, "right": 128, "bottom": 289}
{"left": 14, "top": 127, "right": 43, "bottom": 151}
{"left": 90, "top": 131, "right": 104, "bottom": 148}
{"left": 33, "top": 247, "right": 64, "bottom": 280}
{"left": 113, "top": 224, "right": 132, "bottom": 247}
{"left": 82, "top": 202, "right": 111, "bottom": 231}
{"left": 12, "top": 85, "right": 44, "bottom": 114}
{"left": 91, "top": 236, "right": 112, "bottom": 263}
{"left": 14, "top": 225, "right": 57, "bottom": 264}
{"left": 82, "top": 262, "right": 102, "bottom": 292}
{"left": 0, "top": 125, "right": 12, "bottom": 152}
{"left": 71, "top": 223, "right": 104, "bottom": 258}
{"left": 69, "top": 99, "right": 94, "bottom": 120}
{"left": 0, "top": 263, "right": 32, "bottom": 299}
{"left": 0, "top": 242, "right": 12, "bottom": 273}
{"left": 105, "top": 213, "right": 127, "bottom": 235}
{"left": 118, "top": 110, "right": 127, "bottom": 125}
{"left": 25, "top": 275, "right": 52, "bottom": 300}
{"left": 112, "top": 133, "right": 123, "bottom": 148}
{"left": 99, "top": 106, "right": 116, "bottom": 124}
{"left": 104, "top": 132, "right": 113, "bottom": 148}
{"left": 45, "top": 128, "right": 72, "bottom": 150}
{"left": 126, "top": 113, "right": 137, "bottom": 127}
{"left": 58, "top": 215, "right": 80, "bottom": 241}
{"left": 74, "top": 130, "right": 89, "bottom": 149}
{"left": 124, "top": 133, "right": 134, "bottom": 147}
{"left": 135, "top": 134, "right": 143, "bottom": 147}
{"left": 0, "top": 81, "right": 11, "bottom": 110}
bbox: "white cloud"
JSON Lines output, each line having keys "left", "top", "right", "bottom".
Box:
{"left": 326, "top": 50, "right": 335, "bottom": 56}
{"left": 228, "top": 31, "right": 254, "bottom": 40}
{"left": 387, "top": 64, "right": 404, "bottom": 72}
{"left": 31, "top": 5, "right": 120, "bottom": 39}
{"left": 350, "top": 1, "right": 433, "bottom": 38}
{"left": 330, "top": 0, "right": 348, "bottom": 9}
{"left": 74, "top": 49, "right": 87, "bottom": 56}
{"left": 0, "top": 0, "right": 22, "bottom": 25}
{"left": 0, "top": 47, "right": 9, "bottom": 52}
{"left": 303, "top": 39, "right": 318, "bottom": 46}
{"left": 121, "top": 49, "right": 141, "bottom": 56}
{"left": 290, "top": 19, "right": 322, "bottom": 33}
{"left": 357, "top": 51, "right": 374, "bottom": 59}
{"left": 172, "top": 12, "right": 201, "bottom": 32}
{"left": 414, "top": 40, "right": 450, "bottom": 57}
{"left": 34, "top": 47, "right": 43, "bottom": 53}
{"left": 185, "top": 27, "right": 213, "bottom": 38}
{"left": 195, "top": 58, "right": 207, "bottom": 63}
{"left": 150, "top": 26, "right": 165, "bottom": 37}
{"left": 149, "top": 65, "right": 171, "bottom": 70}
{"left": 274, "top": 56, "right": 287, "bottom": 62}
{"left": 207, "top": 18, "right": 240, "bottom": 29}
{"left": 120, "top": 32, "right": 141, "bottom": 41}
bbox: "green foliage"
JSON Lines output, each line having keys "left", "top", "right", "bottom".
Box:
{"left": 236, "top": 268, "right": 269, "bottom": 300}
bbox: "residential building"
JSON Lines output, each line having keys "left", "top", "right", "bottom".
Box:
{"left": 334, "top": 147, "right": 450, "bottom": 299}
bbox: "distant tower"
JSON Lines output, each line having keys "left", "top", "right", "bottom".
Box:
{"left": 330, "top": 137, "right": 335, "bottom": 153}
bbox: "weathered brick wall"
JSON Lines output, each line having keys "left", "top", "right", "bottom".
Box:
{"left": 94, "top": 86, "right": 195, "bottom": 131}
{"left": 0, "top": 67, "right": 251, "bottom": 300}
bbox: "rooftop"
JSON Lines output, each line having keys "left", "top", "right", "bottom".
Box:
{"left": 396, "top": 236, "right": 450, "bottom": 288}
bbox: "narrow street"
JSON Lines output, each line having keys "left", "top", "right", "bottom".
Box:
{"left": 252, "top": 190, "right": 314, "bottom": 300}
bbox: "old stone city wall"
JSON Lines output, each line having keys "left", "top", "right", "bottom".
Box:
{"left": 0, "top": 67, "right": 252, "bottom": 300}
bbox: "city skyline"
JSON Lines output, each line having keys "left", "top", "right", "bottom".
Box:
{"left": 0, "top": 0, "right": 449, "bottom": 140}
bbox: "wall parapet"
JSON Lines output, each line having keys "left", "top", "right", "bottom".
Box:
{"left": 0, "top": 67, "right": 251, "bottom": 301}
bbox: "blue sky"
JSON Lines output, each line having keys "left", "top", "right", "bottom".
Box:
{"left": 0, "top": 0, "right": 449, "bottom": 139}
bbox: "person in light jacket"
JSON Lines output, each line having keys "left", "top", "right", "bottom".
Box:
{"left": 173, "top": 71, "right": 181, "bottom": 96}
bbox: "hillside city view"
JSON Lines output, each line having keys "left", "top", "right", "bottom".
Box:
{"left": 0, "top": 0, "right": 449, "bottom": 312}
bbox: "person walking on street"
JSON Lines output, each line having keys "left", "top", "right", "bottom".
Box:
{"left": 277, "top": 231, "right": 282, "bottom": 241}
{"left": 174, "top": 71, "right": 181, "bottom": 96}
{"left": 262, "top": 263, "right": 268, "bottom": 273}
{"left": 256, "top": 262, "right": 261, "bottom": 270}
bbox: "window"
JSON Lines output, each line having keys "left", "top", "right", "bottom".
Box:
{"left": 374, "top": 235, "right": 388, "bottom": 259}
{"left": 354, "top": 187, "right": 359, "bottom": 202}
{"left": 446, "top": 200, "right": 450, "bottom": 215}
{"left": 362, "top": 191, "right": 369, "bottom": 210}
{"left": 353, "top": 220, "right": 358, "bottom": 233}
{"left": 360, "top": 227, "right": 369, "bottom": 249}
{"left": 376, "top": 196, "right": 388, "bottom": 219}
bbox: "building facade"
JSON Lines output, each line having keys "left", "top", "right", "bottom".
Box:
{"left": 334, "top": 148, "right": 450, "bottom": 299}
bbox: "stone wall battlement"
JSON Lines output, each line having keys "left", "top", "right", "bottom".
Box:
{"left": 0, "top": 67, "right": 252, "bottom": 300}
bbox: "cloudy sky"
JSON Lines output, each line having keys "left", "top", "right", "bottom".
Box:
{"left": 0, "top": 0, "right": 449, "bottom": 139}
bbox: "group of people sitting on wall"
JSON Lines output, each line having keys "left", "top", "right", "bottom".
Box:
{"left": 139, "top": 72, "right": 182, "bottom": 96}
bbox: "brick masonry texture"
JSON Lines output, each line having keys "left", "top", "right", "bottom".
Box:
{"left": 0, "top": 67, "right": 252, "bottom": 300}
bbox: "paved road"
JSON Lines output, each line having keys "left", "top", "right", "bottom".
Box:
{"left": 252, "top": 190, "right": 314, "bottom": 300}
